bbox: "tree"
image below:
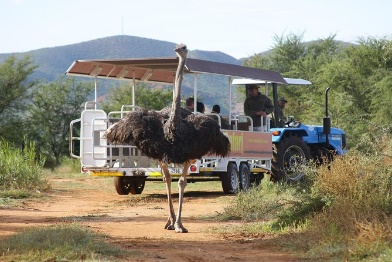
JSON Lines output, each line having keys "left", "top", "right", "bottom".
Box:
{"left": 270, "top": 32, "right": 305, "bottom": 74}
{"left": 0, "top": 55, "right": 37, "bottom": 143}
{"left": 103, "top": 82, "right": 173, "bottom": 112}
{"left": 28, "top": 77, "right": 93, "bottom": 166}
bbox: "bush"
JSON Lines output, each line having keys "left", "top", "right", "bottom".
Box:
{"left": 0, "top": 139, "right": 48, "bottom": 191}
{"left": 311, "top": 152, "right": 392, "bottom": 260}
{"left": 221, "top": 135, "right": 392, "bottom": 261}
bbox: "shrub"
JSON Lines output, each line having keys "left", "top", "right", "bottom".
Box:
{"left": 221, "top": 135, "right": 392, "bottom": 261}
{"left": 311, "top": 151, "right": 392, "bottom": 260}
{"left": 0, "top": 139, "right": 48, "bottom": 191}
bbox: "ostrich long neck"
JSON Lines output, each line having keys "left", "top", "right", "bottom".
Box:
{"left": 169, "top": 53, "right": 187, "bottom": 120}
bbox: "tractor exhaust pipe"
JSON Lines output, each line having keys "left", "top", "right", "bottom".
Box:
{"left": 323, "top": 87, "right": 331, "bottom": 145}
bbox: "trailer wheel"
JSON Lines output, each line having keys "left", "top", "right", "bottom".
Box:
{"left": 221, "top": 163, "right": 239, "bottom": 194}
{"left": 239, "top": 163, "right": 251, "bottom": 191}
{"left": 129, "top": 178, "right": 145, "bottom": 195}
{"left": 271, "top": 135, "right": 311, "bottom": 182}
{"left": 114, "top": 177, "right": 146, "bottom": 195}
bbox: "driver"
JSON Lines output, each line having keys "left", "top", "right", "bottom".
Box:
{"left": 274, "top": 97, "right": 288, "bottom": 128}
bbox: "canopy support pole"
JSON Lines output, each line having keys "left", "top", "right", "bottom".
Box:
{"left": 94, "top": 75, "right": 97, "bottom": 110}
{"left": 132, "top": 70, "right": 136, "bottom": 110}
{"left": 193, "top": 74, "right": 198, "bottom": 113}
{"left": 228, "top": 76, "right": 232, "bottom": 123}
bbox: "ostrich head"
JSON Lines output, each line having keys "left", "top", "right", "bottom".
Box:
{"left": 175, "top": 44, "right": 188, "bottom": 59}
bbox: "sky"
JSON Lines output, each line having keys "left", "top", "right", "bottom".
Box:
{"left": 1, "top": 0, "right": 391, "bottom": 59}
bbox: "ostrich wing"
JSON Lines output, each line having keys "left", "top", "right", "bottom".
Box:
{"left": 104, "top": 107, "right": 230, "bottom": 164}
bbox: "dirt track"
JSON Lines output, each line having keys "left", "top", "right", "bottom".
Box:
{"left": 0, "top": 176, "right": 300, "bottom": 261}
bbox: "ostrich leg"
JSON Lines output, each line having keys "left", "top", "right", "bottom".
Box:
{"left": 174, "top": 161, "right": 190, "bottom": 233}
{"left": 160, "top": 162, "right": 176, "bottom": 230}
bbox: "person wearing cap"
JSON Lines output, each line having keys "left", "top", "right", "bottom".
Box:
{"left": 274, "top": 97, "right": 288, "bottom": 128}
{"left": 244, "top": 84, "right": 274, "bottom": 131}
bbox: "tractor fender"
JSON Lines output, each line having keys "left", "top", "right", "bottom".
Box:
{"left": 272, "top": 128, "right": 308, "bottom": 143}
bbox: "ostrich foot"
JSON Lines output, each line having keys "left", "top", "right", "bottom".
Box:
{"left": 174, "top": 222, "right": 188, "bottom": 233}
{"left": 164, "top": 217, "right": 175, "bottom": 230}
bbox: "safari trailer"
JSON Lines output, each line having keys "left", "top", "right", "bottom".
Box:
{"left": 67, "top": 56, "right": 288, "bottom": 194}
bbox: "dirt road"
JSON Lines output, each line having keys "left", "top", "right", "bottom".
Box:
{"left": 0, "top": 176, "right": 299, "bottom": 261}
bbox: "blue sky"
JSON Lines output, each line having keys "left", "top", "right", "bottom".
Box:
{"left": 2, "top": 0, "right": 391, "bottom": 59}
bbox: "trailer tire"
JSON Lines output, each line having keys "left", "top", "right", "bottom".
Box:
{"left": 239, "top": 163, "right": 251, "bottom": 191}
{"left": 271, "top": 135, "right": 311, "bottom": 182}
{"left": 129, "top": 178, "right": 146, "bottom": 195}
{"left": 114, "top": 177, "right": 145, "bottom": 195}
{"left": 221, "top": 163, "right": 240, "bottom": 194}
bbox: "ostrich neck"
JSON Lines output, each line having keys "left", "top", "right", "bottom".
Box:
{"left": 171, "top": 55, "right": 186, "bottom": 114}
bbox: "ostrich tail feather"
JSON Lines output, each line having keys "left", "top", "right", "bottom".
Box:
{"left": 214, "top": 132, "right": 231, "bottom": 157}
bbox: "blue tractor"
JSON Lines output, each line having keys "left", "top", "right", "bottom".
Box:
{"left": 234, "top": 78, "right": 347, "bottom": 182}
{"left": 269, "top": 81, "right": 347, "bottom": 182}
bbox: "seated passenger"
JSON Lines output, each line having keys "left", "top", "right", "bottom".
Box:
{"left": 185, "top": 97, "right": 195, "bottom": 112}
{"left": 197, "top": 101, "right": 205, "bottom": 113}
{"left": 211, "top": 104, "right": 230, "bottom": 129}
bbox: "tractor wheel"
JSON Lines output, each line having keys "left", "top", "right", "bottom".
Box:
{"left": 239, "top": 163, "right": 251, "bottom": 191}
{"left": 114, "top": 177, "right": 146, "bottom": 195}
{"left": 221, "top": 163, "right": 240, "bottom": 194}
{"left": 271, "top": 135, "right": 311, "bottom": 182}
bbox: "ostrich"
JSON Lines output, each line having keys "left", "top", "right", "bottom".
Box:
{"left": 104, "top": 44, "right": 230, "bottom": 233}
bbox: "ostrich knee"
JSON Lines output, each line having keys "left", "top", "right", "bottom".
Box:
{"left": 178, "top": 175, "right": 187, "bottom": 190}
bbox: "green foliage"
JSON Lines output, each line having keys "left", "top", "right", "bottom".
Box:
{"left": 270, "top": 32, "right": 306, "bottom": 73}
{"left": 28, "top": 76, "right": 93, "bottom": 166}
{"left": 103, "top": 82, "right": 173, "bottom": 111}
{"left": 370, "top": 74, "right": 392, "bottom": 127}
{"left": 0, "top": 139, "right": 48, "bottom": 191}
{"left": 0, "top": 223, "right": 131, "bottom": 261}
{"left": 0, "top": 55, "right": 37, "bottom": 143}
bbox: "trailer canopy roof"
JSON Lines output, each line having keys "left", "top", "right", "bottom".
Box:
{"left": 65, "top": 57, "right": 287, "bottom": 85}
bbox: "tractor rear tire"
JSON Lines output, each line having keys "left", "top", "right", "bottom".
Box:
{"left": 271, "top": 135, "right": 311, "bottom": 182}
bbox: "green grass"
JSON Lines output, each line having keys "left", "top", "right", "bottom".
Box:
{"left": 0, "top": 223, "right": 137, "bottom": 261}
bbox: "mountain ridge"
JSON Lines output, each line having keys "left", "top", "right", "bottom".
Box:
{"left": 0, "top": 35, "right": 242, "bottom": 82}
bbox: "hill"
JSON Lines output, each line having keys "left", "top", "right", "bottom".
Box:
{"left": 0, "top": 35, "right": 241, "bottom": 82}
{"left": 0, "top": 35, "right": 243, "bottom": 111}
